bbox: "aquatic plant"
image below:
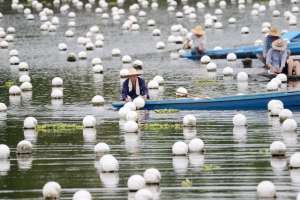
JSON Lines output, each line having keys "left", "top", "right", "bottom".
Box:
{"left": 154, "top": 109, "right": 179, "bottom": 114}
{"left": 202, "top": 164, "right": 221, "bottom": 172}
{"left": 181, "top": 179, "right": 193, "bottom": 187}
{"left": 37, "top": 123, "right": 83, "bottom": 133}
{"left": 258, "top": 148, "right": 270, "bottom": 155}
{"left": 141, "top": 122, "right": 182, "bottom": 132}
{"left": 194, "top": 79, "right": 217, "bottom": 87}
{"left": 0, "top": 80, "right": 14, "bottom": 89}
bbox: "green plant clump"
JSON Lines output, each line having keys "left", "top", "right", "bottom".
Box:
{"left": 37, "top": 123, "right": 83, "bottom": 133}
{"left": 181, "top": 178, "right": 193, "bottom": 187}
{"left": 202, "top": 164, "right": 221, "bottom": 172}
{"left": 154, "top": 109, "right": 179, "bottom": 114}
{"left": 1, "top": 80, "right": 15, "bottom": 89}
{"left": 141, "top": 122, "right": 182, "bottom": 132}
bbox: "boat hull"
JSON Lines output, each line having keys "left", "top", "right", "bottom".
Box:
{"left": 112, "top": 91, "right": 300, "bottom": 110}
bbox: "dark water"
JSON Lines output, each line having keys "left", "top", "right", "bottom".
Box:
{"left": 0, "top": 0, "right": 300, "bottom": 199}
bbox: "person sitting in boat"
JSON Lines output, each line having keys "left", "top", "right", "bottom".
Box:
{"left": 257, "top": 27, "right": 281, "bottom": 65}
{"left": 266, "top": 39, "right": 288, "bottom": 75}
{"left": 183, "top": 25, "right": 206, "bottom": 56}
{"left": 121, "top": 67, "right": 149, "bottom": 102}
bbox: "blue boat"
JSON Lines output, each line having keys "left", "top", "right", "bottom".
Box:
{"left": 182, "top": 31, "right": 300, "bottom": 60}
{"left": 112, "top": 91, "right": 300, "bottom": 110}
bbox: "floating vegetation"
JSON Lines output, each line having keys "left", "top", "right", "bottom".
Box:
{"left": 141, "top": 122, "right": 182, "bottom": 132}
{"left": 181, "top": 178, "right": 193, "bottom": 187}
{"left": 37, "top": 123, "right": 83, "bottom": 133}
{"left": 194, "top": 79, "right": 217, "bottom": 87}
{"left": 202, "top": 164, "right": 221, "bottom": 172}
{"left": 0, "top": 80, "right": 14, "bottom": 89}
{"left": 154, "top": 109, "right": 179, "bottom": 114}
{"left": 258, "top": 148, "right": 270, "bottom": 155}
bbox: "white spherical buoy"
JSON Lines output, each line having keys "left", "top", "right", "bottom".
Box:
{"left": 58, "top": 43, "right": 67, "bottom": 51}
{"left": 51, "top": 89, "right": 63, "bottom": 99}
{"left": 279, "top": 109, "right": 293, "bottom": 122}
{"left": 126, "top": 110, "right": 138, "bottom": 122}
{"left": 20, "top": 82, "right": 32, "bottom": 91}
{"left": 267, "top": 81, "right": 279, "bottom": 91}
{"left": 188, "top": 138, "right": 204, "bottom": 153}
{"left": 122, "top": 55, "right": 132, "bottom": 63}
{"left": 153, "top": 76, "right": 164, "bottom": 84}
{"left": 78, "top": 51, "right": 87, "bottom": 59}
{"left": 94, "top": 142, "right": 110, "bottom": 154}
{"left": 18, "top": 62, "right": 29, "bottom": 71}
{"left": 123, "top": 121, "right": 139, "bottom": 132}
{"left": 99, "top": 154, "right": 119, "bottom": 172}
{"left": 19, "top": 75, "right": 31, "bottom": 83}
{"left": 268, "top": 100, "right": 284, "bottom": 112}
{"left": 0, "top": 144, "right": 10, "bottom": 159}
{"left": 222, "top": 67, "right": 234, "bottom": 76}
{"left": 156, "top": 41, "right": 165, "bottom": 49}
{"left": 200, "top": 55, "right": 211, "bottom": 64}
{"left": 282, "top": 118, "right": 297, "bottom": 132}
{"left": 83, "top": 115, "right": 96, "bottom": 128}
{"left": 9, "top": 85, "right": 21, "bottom": 95}
{"left": 118, "top": 107, "right": 130, "bottom": 119}
{"left": 0, "top": 103, "right": 7, "bottom": 112}
{"left": 241, "top": 26, "right": 250, "bottom": 34}
{"left": 128, "top": 174, "right": 145, "bottom": 191}
{"left": 42, "top": 181, "right": 61, "bottom": 199}
{"left": 9, "top": 56, "right": 20, "bottom": 65}
{"left": 23, "top": 117, "right": 37, "bottom": 129}
{"left": 120, "top": 69, "right": 129, "bottom": 78}
{"left": 176, "top": 87, "right": 188, "bottom": 97}
{"left": 290, "top": 152, "right": 300, "bottom": 168}
{"left": 135, "top": 188, "right": 154, "bottom": 200}
{"left": 91, "top": 58, "right": 102, "bottom": 66}
{"left": 276, "top": 74, "right": 287, "bottom": 83}
{"left": 52, "top": 77, "right": 63, "bottom": 87}
{"left": 16, "top": 140, "right": 32, "bottom": 154}
{"left": 91, "top": 95, "right": 105, "bottom": 106}
{"left": 183, "top": 114, "right": 196, "bottom": 127}
{"left": 227, "top": 53, "right": 237, "bottom": 61}
{"left": 152, "top": 29, "right": 161, "bottom": 36}
{"left": 228, "top": 17, "right": 237, "bottom": 24}
{"left": 172, "top": 141, "right": 188, "bottom": 156}
{"left": 143, "top": 168, "right": 161, "bottom": 184}
{"left": 124, "top": 102, "right": 136, "bottom": 111}
{"left": 112, "top": 48, "right": 121, "bottom": 57}
{"left": 206, "top": 62, "right": 217, "bottom": 72}
{"left": 92, "top": 65, "right": 104, "bottom": 73}
{"left": 270, "top": 141, "right": 287, "bottom": 156}
{"left": 232, "top": 113, "right": 247, "bottom": 126}
{"left": 237, "top": 72, "right": 248, "bottom": 82}
{"left": 72, "top": 190, "right": 92, "bottom": 200}
{"left": 148, "top": 80, "right": 159, "bottom": 89}
{"left": 257, "top": 181, "right": 276, "bottom": 198}
{"left": 133, "top": 96, "right": 145, "bottom": 109}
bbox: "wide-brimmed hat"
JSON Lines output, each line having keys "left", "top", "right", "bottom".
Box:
{"left": 192, "top": 25, "right": 205, "bottom": 36}
{"left": 269, "top": 27, "right": 280, "bottom": 37}
{"left": 272, "top": 39, "right": 287, "bottom": 51}
{"left": 127, "top": 67, "right": 140, "bottom": 77}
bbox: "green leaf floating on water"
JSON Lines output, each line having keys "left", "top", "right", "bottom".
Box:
{"left": 37, "top": 123, "right": 83, "bottom": 133}
{"left": 181, "top": 178, "right": 193, "bottom": 187}
{"left": 0, "top": 80, "right": 14, "bottom": 89}
{"left": 202, "top": 164, "right": 221, "bottom": 172}
{"left": 141, "top": 122, "right": 182, "bottom": 132}
{"left": 154, "top": 109, "right": 179, "bottom": 114}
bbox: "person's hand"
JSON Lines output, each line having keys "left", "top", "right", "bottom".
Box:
{"left": 125, "top": 96, "right": 132, "bottom": 102}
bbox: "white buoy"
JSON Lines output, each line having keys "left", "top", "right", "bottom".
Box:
{"left": 148, "top": 80, "right": 159, "bottom": 89}
{"left": 270, "top": 141, "right": 287, "bottom": 156}
{"left": 200, "top": 55, "right": 211, "bottom": 64}
{"left": 0, "top": 144, "right": 10, "bottom": 159}
{"left": 152, "top": 29, "right": 161, "bottom": 36}
{"left": 91, "top": 95, "right": 105, "bottom": 106}
{"left": 241, "top": 27, "right": 250, "bottom": 34}
{"left": 123, "top": 121, "right": 138, "bottom": 132}
{"left": 72, "top": 190, "right": 92, "bottom": 200}
{"left": 122, "top": 55, "right": 132, "bottom": 63}
{"left": 16, "top": 140, "right": 32, "bottom": 154}
{"left": 127, "top": 174, "right": 145, "bottom": 191}
{"left": 91, "top": 58, "right": 102, "bottom": 66}
{"left": 120, "top": 69, "right": 129, "bottom": 78}
{"left": 153, "top": 76, "right": 164, "bottom": 84}
{"left": 279, "top": 109, "right": 293, "bottom": 122}
{"left": 276, "top": 74, "right": 287, "bottom": 83}
{"left": 20, "top": 82, "right": 32, "bottom": 91}
{"left": 94, "top": 142, "right": 110, "bottom": 155}
{"left": 9, "top": 85, "right": 21, "bottom": 96}
{"left": 227, "top": 53, "right": 237, "bottom": 61}
{"left": 290, "top": 152, "right": 300, "bottom": 168}
{"left": 9, "top": 56, "right": 20, "bottom": 65}
{"left": 92, "top": 65, "right": 104, "bottom": 73}
{"left": 133, "top": 96, "right": 145, "bottom": 109}
{"left": 223, "top": 67, "right": 234, "bottom": 76}
{"left": 51, "top": 89, "right": 63, "bottom": 99}
{"left": 156, "top": 41, "right": 165, "bottom": 49}
{"left": 112, "top": 48, "right": 121, "bottom": 56}
{"left": 188, "top": 138, "right": 204, "bottom": 153}
{"left": 99, "top": 154, "right": 119, "bottom": 172}
{"left": 232, "top": 113, "right": 247, "bottom": 126}
{"left": 0, "top": 103, "right": 7, "bottom": 112}
{"left": 19, "top": 75, "right": 31, "bottom": 83}
{"left": 52, "top": 77, "right": 63, "bottom": 87}
{"left": 135, "top": 188, "right": 154, "bottom": 200}
{"left": 18, "top": 62, "right": 29, "bottom": 71}
{"left": 257, "top": 181, "right": 276, "bottom": 198}
{"left": 78, "top": 51, "right": 87, "bottom": 59}
{"left": 176, "top": 87, "right": 188, "bottom": 97}
{"left": 282, "top": 118, "right": 297, "bottom": 132}
{"left": 183, "top": 114, "right": 196, "bottom": 127}
{"left": 172, "top": 141, "right": 188, "bottom": 156}
{"left": 58, "top": 43, "right": 67, "bottom": 51}
{"left": 126, "top": 111, "right": 138, "bottom": 122}
{"left": 268, "top": 100, "right": 284, "bottom": 112}
{"left": 267, "top": 81, "right": 279, "bottom": 91}
{"left": 143, "top": 168, "right": 161, "bottom": 184}
{"left": 23, "top": 117, "right": 37, "bottom": 129}
{"left": 206, "top": 62, "right": 217, "bottom": 72}
{"left": 83, "top": 115, "right": 96, "bottom": 128}
{"left": 118, "top": 107, "right": 130, "bottom": 119}
{"left": 237, "top": 72, "right": 248, "bottom": 82}
{"left": 228, "top": 17, "right": 237, "bottom": 24}
{"left": 42, "top": 181, "right": 61, "bottom": 200}
{"left": 124, "top": 102, "right": 136, "bottom": 111}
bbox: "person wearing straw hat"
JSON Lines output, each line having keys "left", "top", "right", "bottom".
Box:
{"left": 266, "top": 39, "right": 288, "bottom": 74}
{"left": 183, "top": 25, "right": 206, "bottom": 55}
{"left": 121, "top": 67, "right": 149, "bottom": 102}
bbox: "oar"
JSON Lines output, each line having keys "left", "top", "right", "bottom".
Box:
{"left": 176, "top": 91, "right": 212, "bottom": 99}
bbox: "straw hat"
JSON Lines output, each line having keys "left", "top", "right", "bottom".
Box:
{"left": 127, "top": 67, "right": 140, "bottom": 76}
{"left": 272, "top": 39, "right": 287, "bottom": 51}
{"left": 269, "top": 27, "right": 280, "bottom": 37}
{"left": 192, "top": 25, "right": 205, "bottom": 36}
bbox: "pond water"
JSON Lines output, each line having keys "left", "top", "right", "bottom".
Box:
{"left": 0, "top": 0, "right": 300, "bottom": 199}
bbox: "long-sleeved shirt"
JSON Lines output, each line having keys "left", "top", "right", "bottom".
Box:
{"left": 121, "top": 77, "right": 149, "bottom": 101}
{"left": 266, "top": 48, "right": 288, "bottom": 71}
{"left": 191, "top": 34, "right": 205, "bottom": 52}
{"left": 263, "top": 35, "right": 280, "bottom": 57}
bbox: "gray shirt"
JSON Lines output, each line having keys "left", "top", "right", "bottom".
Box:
{"left": 266, "top": 48, "right": 288, "bottom": 71}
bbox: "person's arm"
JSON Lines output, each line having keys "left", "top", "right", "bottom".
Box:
{"left": 140, "top": 78, "right": 149, "bottom": 99}
{"left": 280, "top": 50, "right": 288, "bottom": 72}
{"left": 266, "top": 49, "right": 273, "bottom": 69}
{"left": 263, "top": 37, "right": 268, "bottom": 57}
{"left": 121, "top": 80, "right": 129, "bottom": 101}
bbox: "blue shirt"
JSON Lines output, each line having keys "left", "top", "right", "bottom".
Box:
{"left": 266, "top": 48, "right": 288, "bottom": 71}
{"left": 121, "top": 77, "right": 149, "bottom": 101}
{"left": 263, "top": 35, "right": 280, "bottom": 57}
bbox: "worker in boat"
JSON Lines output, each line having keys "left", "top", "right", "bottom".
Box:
{"left": 121, "top": 67, "right": 149, "bottom": 102}
{"left": 287, "top": 56, "right": 300, "bottom": 76}
{"left": 183, "top": 25, "right": 206, "bottom": 56}
{"left": 266, "top": 39, "right": 288, "bottom": 75}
